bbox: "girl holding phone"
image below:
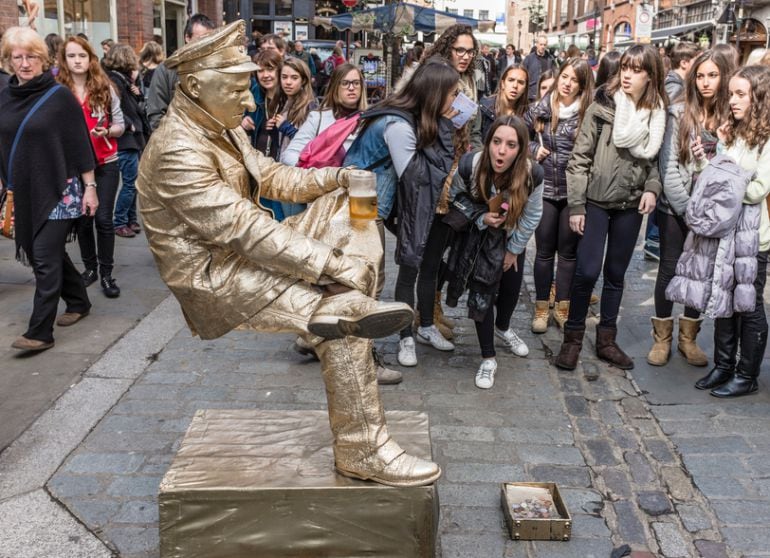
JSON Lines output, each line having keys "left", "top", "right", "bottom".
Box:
{"left": 649, "top": 49, "right": 734, "bottom": 367}
{"left": 450, "top": 115, "right": 544, "bottom": 389}
{"left": 57, "top": 36, "right": 125, "bottom": 298}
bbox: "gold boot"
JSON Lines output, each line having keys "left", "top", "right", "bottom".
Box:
{"left": 315, "top": 337, "right": 441, "bottom": 487}
{"left": 552, "top": 300, "right": 570, "bottom": 331}
{"left": 308, "top": 291, "right": 413, "bottom": 340}
{"left": 678, "top": 316, "right": 709, "bottom": 367}
{"left": 532, "top": 300, "right": 550, "bottom": 333}
{"left": 647, "top": 316, "right": 674, "bottom": 366}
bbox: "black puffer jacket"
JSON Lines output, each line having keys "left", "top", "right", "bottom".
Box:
{"left": 525, "top": 93, "right": 579, "bottom": 201}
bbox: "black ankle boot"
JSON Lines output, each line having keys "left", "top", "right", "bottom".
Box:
{"left": 101, "top": 275, "right": 121, "bottom": 298}
{"left": 695, "top": 367, "right": 733, "bottom": 390}
{"left": 710, "top": 373, "right": 759, "bottom": 398}
{"left": 81, "top": 268, "right": 98, "bottom": 287}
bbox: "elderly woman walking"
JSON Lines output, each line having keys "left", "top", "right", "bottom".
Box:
{"left": 0, "top": 27, "right": 97, "bottom": 352}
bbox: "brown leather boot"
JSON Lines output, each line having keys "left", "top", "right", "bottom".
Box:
{"left": 677, "top": 316, "right": 709, "bottom": 367}
{"left": 554, "top": 327, "right": 585, "bottom": 370}
{"left": 647, "top": 316, "right": 674, "bottom": 366}
{"left": 596, "top": 325, "right": 634, "bottom": 369}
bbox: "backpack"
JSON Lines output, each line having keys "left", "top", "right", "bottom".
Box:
{"left": 297, "top": 111, "right": 362, "bottom": 169}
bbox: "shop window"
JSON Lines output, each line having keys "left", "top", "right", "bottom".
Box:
{"left": 276, "top": 0, "right": 292, "bottom": 17}
{"left": 253, "top": 0, "right": 270, "bottom": 16}
{"left": 64, "top": 0, "right": 112, "bottom": 47}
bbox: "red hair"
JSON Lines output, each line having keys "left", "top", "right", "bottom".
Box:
{"left": 56, "top": 36, "right": 114, "bottom": 114}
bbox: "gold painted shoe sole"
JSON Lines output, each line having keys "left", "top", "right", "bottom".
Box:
{"left": 335, "top": 465, "right": 442, "bottom": 487}
{"left": 308, "top": 308, "right": 413, "bottom": 340}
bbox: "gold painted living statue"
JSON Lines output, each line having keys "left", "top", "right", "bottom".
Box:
{"left": 136, "top": 21, "right": 440, "bottom": 487}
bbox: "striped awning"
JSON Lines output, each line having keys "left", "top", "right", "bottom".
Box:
{"left": 312, "top": 2, "right": 496, "bottom": 36}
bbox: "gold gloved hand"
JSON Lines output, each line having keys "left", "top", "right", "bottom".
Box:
{"left": 320, "top": 249, "right": 375, "bottom": 295}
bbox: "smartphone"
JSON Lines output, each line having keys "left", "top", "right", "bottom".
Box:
{"left": 498, "top": 202, "right": 509, "bottom": 217}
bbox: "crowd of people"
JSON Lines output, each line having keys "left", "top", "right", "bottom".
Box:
{"left": 2, "top": 17, "right": 770, "bottom": 402}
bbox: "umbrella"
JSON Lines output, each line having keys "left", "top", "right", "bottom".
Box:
{"left": 312, "top": 2, "right": 496, "bottom": 37}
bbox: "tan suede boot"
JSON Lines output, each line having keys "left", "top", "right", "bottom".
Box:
{"left": 434, "top": 291, "right": 456, "bottom": 329}
{"left": 548, "top": 283, "right": 556, "bottom": 308}
{"left": 532, "top": 300, "right": 550, "bottom": 333}
{"left": 678, "top": 316, "right": 709, "bottom": 367}
{"left": 647, "top": 316, "right": 674, "bottom": 366}
{"left": 316, "top": 337, "right": 441, "bottom": 487}
{"left": 552, "top": 300, "right": 569, "bottom": 331}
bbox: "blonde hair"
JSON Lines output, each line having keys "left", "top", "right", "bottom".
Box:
{"left": 0, "top": 26, "right": 50, "bottom": 72}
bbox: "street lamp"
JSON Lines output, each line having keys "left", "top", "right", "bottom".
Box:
{"left": 517, "top": 19, "right": 522, "bottom": 50}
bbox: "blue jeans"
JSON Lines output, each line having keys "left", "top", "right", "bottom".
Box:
{"left": 114, "top": 149, "right": 139, "bottom": 227}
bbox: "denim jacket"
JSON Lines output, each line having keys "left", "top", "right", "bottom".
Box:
{"left": 344, "top": 112, "right": 406, "bottom": 220}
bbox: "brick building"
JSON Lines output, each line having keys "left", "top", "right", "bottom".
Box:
{"left": 2, "top": 0, "right": 223, "bottom": 56}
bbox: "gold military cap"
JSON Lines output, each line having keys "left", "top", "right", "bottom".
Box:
{"left": 166, "top": 20, "right": 257, "bottom": 75}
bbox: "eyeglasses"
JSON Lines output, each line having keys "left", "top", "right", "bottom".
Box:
{"left": 451, "top": 47, "right": 477, "bottom": 58}
{"left": 11, "top": 54, "right": 41, "bottom": 64}
{"left": 340, "top": 79, "right": 362, "bottom": 89}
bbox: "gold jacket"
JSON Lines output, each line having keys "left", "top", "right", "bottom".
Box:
{"left": 136, "top": 89, "right": 345, "bottom": 339}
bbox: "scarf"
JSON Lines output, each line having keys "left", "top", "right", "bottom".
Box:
{"left": 558, "top": 101, "right": 579, "bottom": 121}
{"left": 612, "top": 90, "right": 666, "bottom": 160}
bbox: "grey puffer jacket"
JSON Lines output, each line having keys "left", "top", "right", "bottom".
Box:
{"left": 525, "top": 93, "right": 579, "bottom": 201}
{"left": 666, "top": 154, "right": 760, "bottom": 318}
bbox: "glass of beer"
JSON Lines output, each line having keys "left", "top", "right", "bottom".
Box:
{"left": 348, "top": 169, "right": 378, "bottom": 220}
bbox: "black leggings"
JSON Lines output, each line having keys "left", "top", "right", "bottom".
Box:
{"left": 474, "top": 251, "right": 526, "bottom": 358}
{"left": 534, "top": 198, "right": 580, "bottom": 301}
{"left": 567, "top": 203, "right": 642, "bottom": 329}
{"left": 77, "top": 161, "right": 120, "bottom": 277}
{"left": 394, "top": 218, "right": 451, "bottom": 338}
{"left": 654, "top": 209, "right": 700, "bottom": 319}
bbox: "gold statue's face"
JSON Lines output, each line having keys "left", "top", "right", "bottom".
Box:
{"left": 184, "top": 69, "right": 256, "bottom": 129}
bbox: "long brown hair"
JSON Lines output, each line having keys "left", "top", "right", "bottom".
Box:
{"left": 366, "top": 56, "right": 459, "bottom": 150}
{"left": 254, "top": 49, "right": 285, "bottom": 116}
{"left": 281, "top": 57, "right": 314, "bottom": 127}
{"left": 321, "top": 63, "right": 368, "bottom": 118}
{"left": 677, "top": 49, "right": 734, "bottom": 165}
{"left": 56, "top": 36, "right": 114, "bottom": 114}
{"left": 495, "top": 64, "right": 529, "bottom": 117}
{"left": 549, "top": 57, "right": 594, "bottom": 133}
{"left": 474, "top": 115, "right": 533, "bottom": 229}
{"left": 607, "top": 44, "right": 667, "bottom": 111}
{"left": 723, "top": 65, "right": 770, "bottom": 150}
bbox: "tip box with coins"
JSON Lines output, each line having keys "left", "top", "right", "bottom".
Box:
{"left": 501, "top": 482, "right": 572, "bottom": 541}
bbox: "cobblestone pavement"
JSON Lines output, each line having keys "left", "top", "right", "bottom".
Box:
{"left": 46, "top": 232, "right": 770, "bottom": 558}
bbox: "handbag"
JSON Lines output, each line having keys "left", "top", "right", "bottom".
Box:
{"left": 0, "top": 189, "right": 13, "bottom": 239}
{"left": 2, "top": 84, "right": 62, "bottom": 240}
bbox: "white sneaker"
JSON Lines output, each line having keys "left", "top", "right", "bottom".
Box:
{"left": 495, "top": 327, "right": 529, "bottom": 357}
{"left": 398, "top": 337, "right": 418, "bottom": 367}
{"left": 416, "top": 325, "right": 455, "bottom": 351}
{"left": 475, "top": 358, "right": 497, "bottom": 389}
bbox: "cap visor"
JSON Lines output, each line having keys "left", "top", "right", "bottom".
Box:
{"left": 217, "top": 61, "right": 259, "bottom": 73}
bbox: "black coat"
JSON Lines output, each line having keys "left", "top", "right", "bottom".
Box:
{"left": 0, "top": 72, "right": 96, "bottom": 262}
{"left": 525, "top": 93, "right": 580, "bottom": 201}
